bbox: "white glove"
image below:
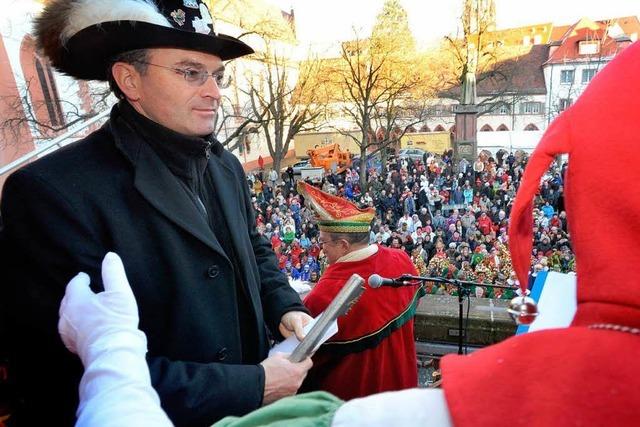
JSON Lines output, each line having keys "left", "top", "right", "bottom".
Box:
{"left": 58, "top": 252, "right": 141, "bottom": 365}
{"left": 58, "top": 253, "right": 172, "bottom": 426}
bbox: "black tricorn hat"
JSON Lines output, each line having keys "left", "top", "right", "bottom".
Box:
{"left": 34, "top": 0, "right": 254, "bottom": 81}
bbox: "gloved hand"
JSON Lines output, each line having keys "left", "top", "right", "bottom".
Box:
{"left": 58, "top": 252, "right": 142, "bottom": 366}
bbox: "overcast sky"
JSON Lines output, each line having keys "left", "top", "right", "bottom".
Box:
{"left": 266, "top": 0, "right": 640, "bottom": 47}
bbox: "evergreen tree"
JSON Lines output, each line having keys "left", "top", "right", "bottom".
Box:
{"left": 371, "top": 0, "right": 415, "bottom": 54}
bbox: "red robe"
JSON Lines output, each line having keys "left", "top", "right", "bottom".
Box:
{"left": 441, "top": 40, "right": 640, "bottom": 427}
{"left": 302, "top": 245, "right": 423, "bottom": 400}
{"left": 441, "top": 305, "right": 640, "bottom": 426}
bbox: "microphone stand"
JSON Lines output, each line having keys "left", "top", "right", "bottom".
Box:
{"left": 394, "top": 274, "right": 517, "bottom": 355}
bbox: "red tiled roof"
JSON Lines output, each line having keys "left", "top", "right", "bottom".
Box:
{"left": 545, "top": 17, "right": 636, "bottom": 64}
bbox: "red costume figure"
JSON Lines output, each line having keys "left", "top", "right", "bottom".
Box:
{"left": 476, "top": 212, "right": 493, "bottom": 235}
{"left": 297, "top": 182, "right": 423, "bottom": 400}
{"left": 270, "top": 234, "right": 283, "bottom": 254}
{"left": 441, "top": 40, "right": 640, "bottom": 426}
{"left": 308, "top": 242, "right": 321, "bottom": 260}
{"left": 289, "top": 241, "right": 303, "bottom": 266}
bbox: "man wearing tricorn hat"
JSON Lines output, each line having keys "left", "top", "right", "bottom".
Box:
{"left": 297, "top": 182, "right": 423, "bottom": 400}
{"left": 0, "top": 0, "right": 312, "bottom": 425}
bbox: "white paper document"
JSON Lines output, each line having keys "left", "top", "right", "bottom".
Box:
{"left": 269, "top": 313, "right": 338, "bottom": 357}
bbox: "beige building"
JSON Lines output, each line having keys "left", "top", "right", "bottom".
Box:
{"left": 400, "top": 132, "right": 451, "bottom": 153}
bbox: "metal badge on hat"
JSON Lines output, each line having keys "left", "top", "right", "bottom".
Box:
{"left": 171, "top": 9, "right": 186, "bottom": 26}
{"left": 192, "top": 3, "right": 213, "bottom": 34}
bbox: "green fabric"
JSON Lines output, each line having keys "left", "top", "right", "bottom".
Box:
{"left": 318, "top": 220, "right": 368, "bottom": 228}
{"left": 470, "top": 253, "right": 484, "bottom": 267}
{"left": 212, "top": 392, "right": 344, "bottom": 427}
{"left": 318, "top": 221, "right": 370, "bottom": 233}
{"left": 283, "top": 230, "right": 296, "bottom": 244}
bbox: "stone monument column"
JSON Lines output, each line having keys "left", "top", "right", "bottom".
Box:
{"left": 454, "top": 57, "right": 479, "bottom": 162}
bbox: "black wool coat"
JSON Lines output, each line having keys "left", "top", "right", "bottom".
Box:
{"left": 0, "top": 106, "right": 306, "bottom": 426}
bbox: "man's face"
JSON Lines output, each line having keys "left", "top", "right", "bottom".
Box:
{"left": 319, "top": 231, "right": 346, "bottom": 265}
{"left": 128, "top": 48, "right": 223, "bottom": 136}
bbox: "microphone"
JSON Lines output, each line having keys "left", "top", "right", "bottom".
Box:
{"left": 367, "top": 274, "right": 395, "bottom": 288}
{"left": 368, "top": 274, "right": 416, "bottom": 288}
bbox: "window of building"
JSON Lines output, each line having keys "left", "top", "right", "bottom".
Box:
{"left": 560, "top": 69, "right": 575, "bottom": 84}
{"left": 524, "top": 123, "right": 539, "bottom": 131}
{"left": 582, "top": 68, "right": 597, "bottom": 83}
{"left": 520, "top": 102, "right": 542, "bottom": 114}
{"left": 558, "top": 98, "right": 572, "bottom": 112}
{"left": 497, "top": 124, "right": 509, "bottom": 131}
{"left": 579, "top": 40, "right": 600, "bottom": 55}
{"left": 480, "top": 124, "right": 493, "bottom": 132}
{"left": 498, "top": 103, "right": 510, "bottom": 115}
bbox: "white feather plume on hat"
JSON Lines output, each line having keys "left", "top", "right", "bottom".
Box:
{"left": 35, "top": 0, "right": 170, "bottom": 67}
{"left": 62, "top": 0, "right": 170, "bottom": 41}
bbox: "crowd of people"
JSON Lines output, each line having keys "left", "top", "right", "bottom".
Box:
{"left": 248, "top": 149, "right": 574, "bottom": 298}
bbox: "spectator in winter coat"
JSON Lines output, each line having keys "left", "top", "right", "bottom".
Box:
{"left": 541, "top": 201, "right": 555, "bottom": 219}
{"left": 477, "top": 212, "right": 494, "bottom": 236}
{"left": 432, "top": 210, "right": 446, "bottom": 231}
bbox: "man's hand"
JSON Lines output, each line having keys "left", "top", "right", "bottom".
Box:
{"left": 58, "top": 252, "right": 140, "bottom": 365}
{"left": 260, "top": 353, "right": 312, "bottom": 406}
{"left": 278, "top": 310, "right": 313, "bottom": 341}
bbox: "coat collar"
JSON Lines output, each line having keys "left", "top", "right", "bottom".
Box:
{"left": 109, "top": 104, "right": 228, "bottom": 257}
{"left": 118, "top": 101, "right": 212, "bottom": 183}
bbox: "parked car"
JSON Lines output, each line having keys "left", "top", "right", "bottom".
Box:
{"left": 282, "top": 159, "right": 311, "bottom": 175}
{"left": 398, "top": 148, "right": 427, "bottom": 162}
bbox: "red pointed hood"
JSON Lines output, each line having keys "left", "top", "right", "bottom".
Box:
{"left": 509, "top": 41, "right": 640, "bottom": 326}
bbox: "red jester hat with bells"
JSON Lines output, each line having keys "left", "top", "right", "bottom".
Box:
{"left": 440, "top": 41, "right": 640, "bottom": 427}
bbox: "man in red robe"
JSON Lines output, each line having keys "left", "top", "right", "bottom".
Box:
{"left": 297, "top": 182, "right": 424, "bottom": 400}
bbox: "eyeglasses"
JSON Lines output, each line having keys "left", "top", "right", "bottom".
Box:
{"left": 317, "top": 239, "right": 336, "bottom": 246}
{"left": 136, "top": 61, "right": 229, "bottom": 88}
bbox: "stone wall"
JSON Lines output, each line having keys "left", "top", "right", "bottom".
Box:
{"left": 414, "top": 294, "right": 516, "bottom": 348}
